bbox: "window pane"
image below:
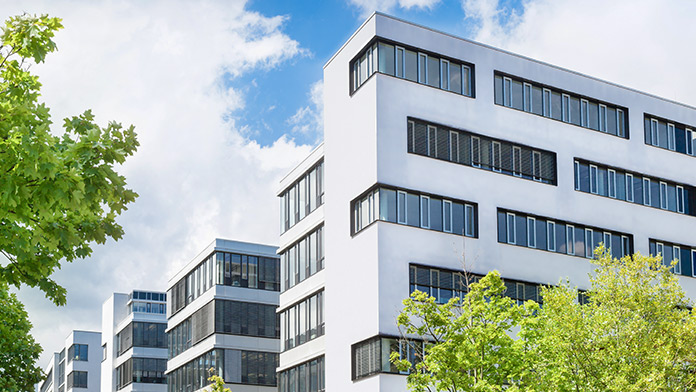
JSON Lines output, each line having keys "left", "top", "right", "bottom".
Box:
{"left": 378, "top": 43, "right": 395, "bottom": 75}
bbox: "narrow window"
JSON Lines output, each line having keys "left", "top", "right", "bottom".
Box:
{"left": 677, "top": 185, "right": 685, "bottom": 213}
{"left": 443, "top": 200, "right": 452, "bottom": 233}
{"left": 532, "top": 151, "right": 542, "bottom": 181}
{"left": 668, "top": 123, "right": 676, "bottom": 151}
{"left": 420, "top": 196, "right": 430, "bottom": 229}
{"left": 562, "top": 94, "right": 570, "bottom": 122}
{"left": 650, "top": 119, "right": 659, "bottom": 146}
{"left": 603, "top": 232, "right": 611, "bottom": 252}
{"left": 395, "top": 46, "right": 405, "bottom": 78}
{"left": 462, "top": 65, "right": 472, "bottom": 96}
{"left": 512, "top": 146, "right": 522, "bottom": 177}
{"left": 418, "top": 53, "right": 428, "bottom": 84}
{"left": 407, "top": 120, "right": 415, "bottom": 153}
{"left": 427, "top": 125, "right": 437, "bottom": 157}
{"left": 523, "top": 82, "right": 532, "bottom": 112}
{"left": 590, "top": 165, "right": 598, "bottom": 194}
{"left": 617, "top": 109, "right": 626, "bottom": 137}
{"left": 643, "top": 178, "right": 651, "bottom": 206}
{"left": 367, "top": 47, "right": 373, "bottom": 76}
{"left": 465, "top": 204, "right": 475, "bottom": 237}
{"left": 471, "top": 137, "right": 481, "bottom": 168}
{"left": 673, "top": 246, "right": 682, "bottom": 274}
{"left": 598, "top": 104, "right": 607, "bottom": 132}
{"left": 687, "top": 128, "right": 694, "bottom": 155}
{"left": 660, "top": 181, "right": 668, "bottom": 209}
{"left": 574, "top": 161, "right": 580, "bottom": 190}
{"left": 566, "top": 225, "right": 575, "bottom": 255}
{"left": 692, "top": 250, "right": 696, "bottom": 278}
{"left": 580, "top": 99, "right": 589, "bottom": 127}
{"left": 397, "top": 191, "right": 407, "bottom": 224}
{"left": 440, "top": 59, "right": 450, "bottom": 90}
{"left": 516, "top": 283, "right": 525, "bottom": 305}
{"left": 492, "top": 142, "right": 502, "bottom": 172}
{"left": 585, "top": 229, "right": 593, "bottom": 258}
{"left": 506, "top": 213, "right": 516, "bottom": 244}
{"left": 656, "top": 242, "right": 664, "bottom": 258}
{"left": 449, "top": 131, "right": 459, "bottom": 162}
{"left": 503, "top": 77, "right": 512, "bottom": 107}
{"left": 527, "top": 217, "right": 536, "bottom": 248}
{"left": 547, "top": 221, "right": 556, "bottom": 251}
{"left": 608, "top": 169, "right": 616, "bottom": 198}
{"left": 542, "top": 88, "right": 551, "bottom": 117}
{"left": 621, "top": 236, "right": 630, "bottom": 257}
{"left": 626, "top": 173, "right": 634, "bottom": 202}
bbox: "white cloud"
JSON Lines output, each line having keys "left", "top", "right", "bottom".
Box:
{"left": 287, "top": 80, "right": 324, "bottom": 143}
{"left": 460, "top": 0, "right": 696, "bottom": 106}
{"left": 349, "top": 0, "right": 441, "bottom": 18}
{"left": 0, "top": 0, "right": 313, "bottom": 367}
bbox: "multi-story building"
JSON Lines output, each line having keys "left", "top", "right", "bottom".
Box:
{"left": 37, "top": 330, "right": 102, "bottom": 392}
{"left": 101, "top": 290, "right": 168, "bottom": 392}
{"left": 165, "top": 239, "right": 281, "bottom": 392}
{"left": 277, "top": 12, "right": 696, "bottom": 392}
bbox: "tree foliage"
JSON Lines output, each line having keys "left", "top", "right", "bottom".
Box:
{"left": 0, "top": 13, "right": 138, "bottom": 305}
{"left": 394, "top": 249, "right": 696, "bottom": 392}
{"left": 206, "top": 368, "right": 231, "bottom": 392}
{"left": 523, "top": 249, "right": 696, "bottom": 392}
{"left": 0, "top": 282, "right": 43, "bottom": 392}
{"left": 393, "top": 271, "right": 535, "bottom": 392}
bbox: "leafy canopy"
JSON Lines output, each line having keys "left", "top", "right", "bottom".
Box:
{"left": 0, "top": 13, "right": 139, "bottom": 305}
{"left": 0, "top": 282, "right": 43, "bottom": 392}
{"left": 394, "top": 249, "right": 696, "bottom": 392}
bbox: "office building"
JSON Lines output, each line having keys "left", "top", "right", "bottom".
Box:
{"left": 101, "top": 290, "right": 168, "bottom": 392}
{"left": 37, "top": 330, "right": 102, "bottom": 392}
{"left": 276, "top": 12, "right": 696, "bottom": 392}
{"left": 165, "top": 239, "right": 280, "bottom": 392}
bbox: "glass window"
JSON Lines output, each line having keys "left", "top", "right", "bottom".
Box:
{"left": 677, "top": 186, "right": 685, "bottom": 213}
{"left": 547, "top": 221, "right": 556, "bottom": 251}
{"left": 562, "top": 94, "right": 570, "bottom": 122}
{"left": 404, "top": 49, "right": 417, "bottom": 82}
{"left": 506, "top": 213, "right": 516, "bottom": 244}
{"left": 668, "top": 123, "right": 676, "bottom": 151}
{"left": 503, "top": 77, "right": 512, "bottom": 107}
{"left": 440, "top": 59, "right": 449, "bottom": 90}
{"left": 420, "top": 196, "right": 430, "bottom": 229}
{"left": 542, "top": 88, "right": 551, "bottom": 117}
{"left": 450, "top": 63, "right": 461, "bottom": 94}
{"left": 394, "top": 46, "right": 403, "bottom": 77}
{"left": 471, "top": 137, "right": 481, "bottom": 168}
{"left": 608, "top": 169, "right": 616, "bottom": 198}
{"left": 462, "top": 65, "right": 471, "bottom": 96}
{"left": 465, "top": 204, "right": 475, "bottom": 237}
{"left": 443, "top": 200, "right": 452, "bottom": 233}
{"left": 527, "top": 217, "right": 536, "bottom": 248}
{"left": 626, "top": 173, "right": 634, "bottom": 202}
{"left": 588, "top": 165, "right": 597, "bottom": 194}
{"left": 492, "top": 142, "right": 502, "bottom": 172}
{"left": 566, "top": 225, "right": 575, "bottom": 255}
{"left": 523, "top": 83, "right": 532, "bottom": 112}
{"left": 585, "top": 229, "right": 593, "bottom": 258}
{"left": 397, "top": 191, "right": 407, "bottom": 224}
{"left": 418, "top": 53, "right": 427, "bottom": 84}
{"left": 643, "top": 178, "right": 651, "bottom": 206}
{"left": 660, "top": 182, "right": 668, "bottom": 209}
{"left": 427, "top": 56, "right": 439, "bottom": 88}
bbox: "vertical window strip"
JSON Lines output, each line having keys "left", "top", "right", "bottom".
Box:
{"left": 506, "top": 213, "right": 516, "bottom": 244}
{"left": 643, "top": 178, "right": 651, "bottom": 206}
{"left": 567, "top": 225, "right": 575, "bottom": 255}
{"left": 527, "top": 217, "right": 536, "bottom": 248}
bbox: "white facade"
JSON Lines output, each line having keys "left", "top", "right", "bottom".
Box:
{"left": 277, "top": 12, "right": 696, "bottom": 392}
{"left": 165, "top": 239, "right": 280, "bottom": 392}
{"left": 101, "top": 290, "right": 168, "bottom": 392}
{"left": 37, "top": 330, "right": 102, "bottom": 392}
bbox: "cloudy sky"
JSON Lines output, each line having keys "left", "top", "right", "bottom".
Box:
{"left": 3, "top": 0, "right": 695, "bottom": 368}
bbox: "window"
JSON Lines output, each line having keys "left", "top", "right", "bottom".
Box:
{"left": 281, "top": 291, "right": 324, "bottom": 351}
{"left": 280, "top": 225, "right": 325, "bottom": 291}
{"left": 527, "top": 217, "right": 536, "bottom": 248}
{"left": 660, "top": 181, "right": 668, "bottom": 209}
{"left": 590, "top": 165, "right": 598, "bottom": 194}
{"left": 440, "top": 59, "right": 449, "bottom": 90}
{"left": 418, "top": 53, "right": 427, "bottom": 84}
{"left": 408, "top": 118, "right": 557, "bottom": 185}
{"left": 668, "top": 123, "right": 676, "bottom": 151}
{"left": 465, "top": 204, "right": 475, "bottom": 237}
{"left": 443, "top": 200, "right": 453, "bottom": 233}
{"left": 471, "top": 137, "right": 481, "bottom": 168}
{"left": 279, "top": 355, "right": 324, "bottom": 392}
{"left": 67, "top": 371, "right": 88, "bottom": 389}
{"left": 574, "top": 161, "right": 580, "bottom": 190}
{"left": 566, "top": 225, "right": 575, "bottom": 255}
{"left": 507, "top": 213, "right": 516, "bottom": 244}
{"left": 687, "top": 128, "right": 694, "bottom": 155}
{"left": 532, "top": 151, "right": 542, "bottom": 181}
{"left": 645, "top": 115, "right": 696, "bottom": 157}
{"left": 608, "top": 169, "right": 616, "bottom": 198}
{"left": 643, "top": 178, "right": 651, "bottom": 206}
{"left": 397, "top": 191, "right": 407, "bottom": 224}
{"left": 280, "top": 160, "right": 324, "bottom": 233}
{"left": 673, "top": 246, "right": 682, "bottom": 274}
{"left": 547, "top": 221, "right": 556, "bottom": 251}
{"left": 677, "top": 186, "right": 685, "bottom": 213}
{"left": 495, "top": 73, "right": 628, "bottom": 138}
{"left": 492, "top": 141, "right": 502, "bottom": 172}
{"left": 513, "top": 146, "right": 522, "bottom": 177}
{"left": 622, "top": 236, "right": 630, "bottom": 258}
{"left": 626, "top": 173, "right": 634, "bottom": 202}
{"left": 68, "top": 344, "right": 88, "bottom": 362}
{"left": 585, "top": 229, "right": 593, "bottom": 258}
{"left": 603, "top": 232, "right": 612, "bottom": 252}
{"left": 420, "top": 196, "right": 430, "bottom": 229}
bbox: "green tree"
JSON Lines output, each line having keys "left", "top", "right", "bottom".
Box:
{"left": 0, "top": 13, "right": 138, "bottom": 305}
{"left": 392, "top": 271, "right": 534, "bottom": 392}
{"left": 523, "top": 249, "right": 696, "bottom": 392}
{"left": 206, "top": 368, "right": 231, "bottom": 392}
{"left": 0, "top": 282, "right": 43, "bottom": 392}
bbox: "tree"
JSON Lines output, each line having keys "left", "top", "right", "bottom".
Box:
{"left": 392, "top": 271, "right": 534, "bottom": 392}
{"left": 522, "top": 249, "right": 696, "bottom": 392}
{"left": 0, "top": 282, "right": 43, "bottom": 392}
{"left": 0, "top": 13, "right": 138, "bottom": 305}
{"left": 206, "top": 368, "right": 231, "bottom": 392}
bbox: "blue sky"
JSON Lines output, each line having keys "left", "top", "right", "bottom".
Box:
{"left": 2, "top": 0, "right": 696, "bottom": 370}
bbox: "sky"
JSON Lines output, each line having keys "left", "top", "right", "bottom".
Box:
{"left": 2, "top": 0, "right": 696, "bottom": 369}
